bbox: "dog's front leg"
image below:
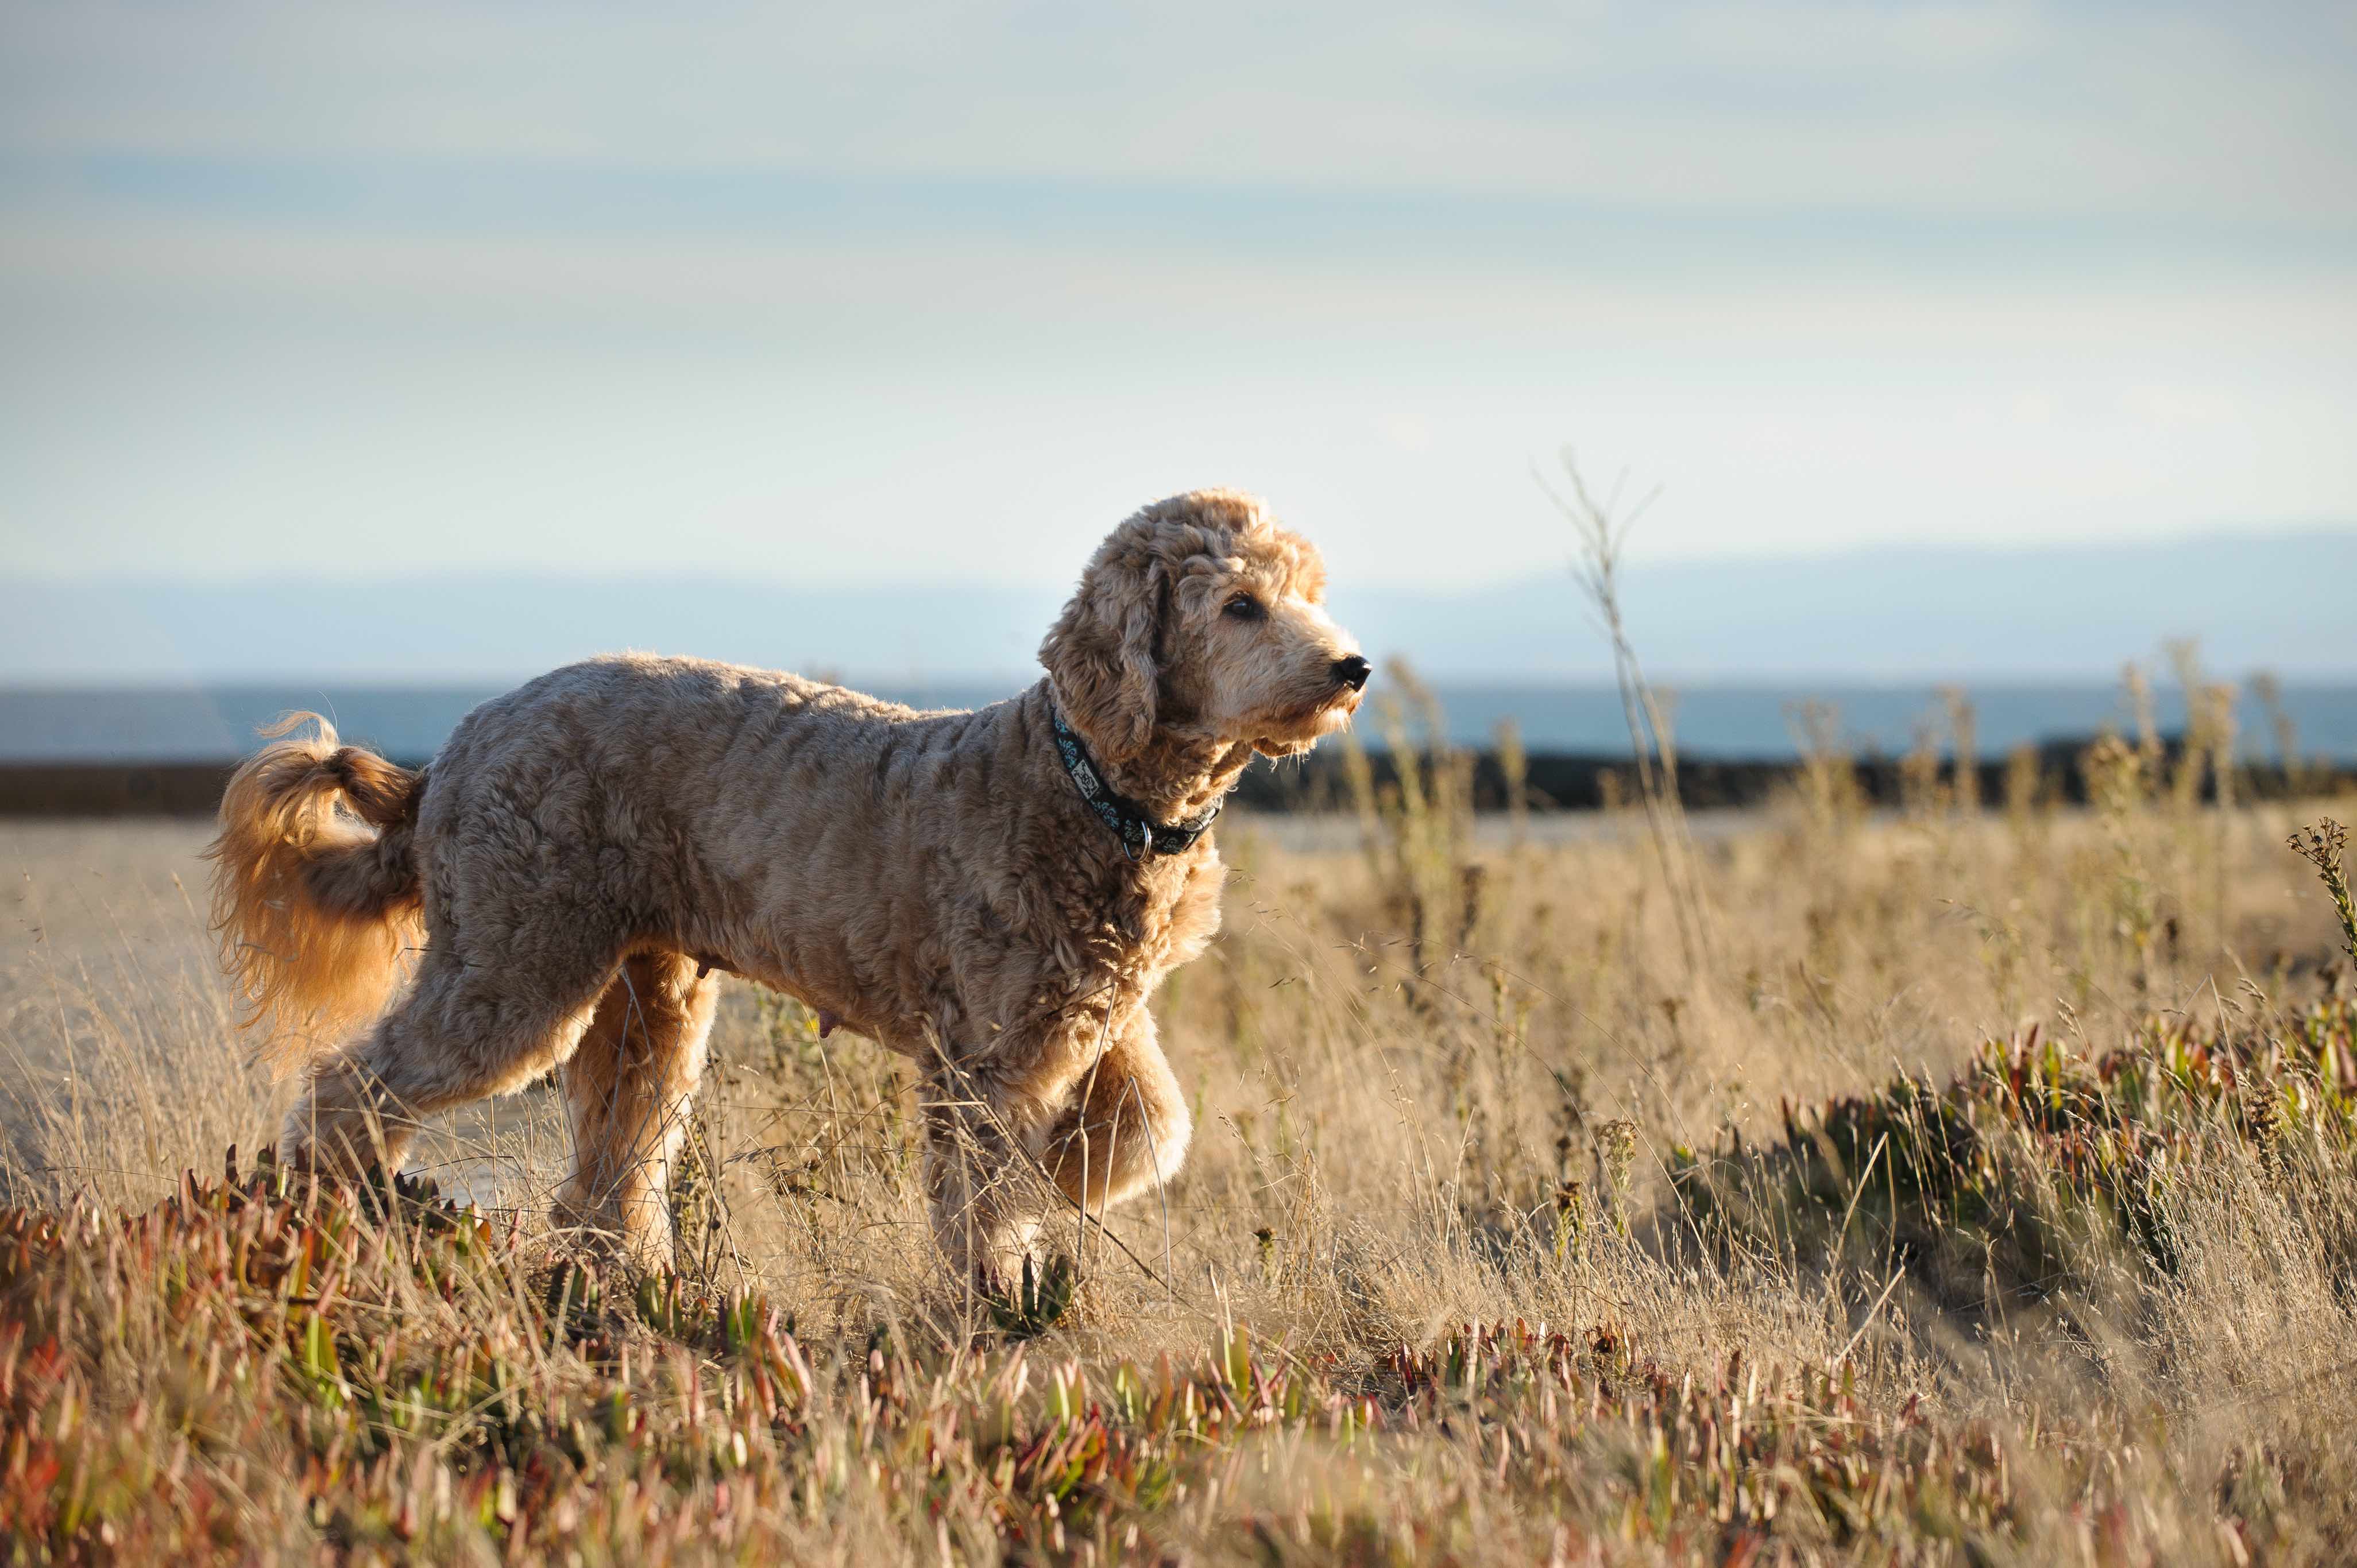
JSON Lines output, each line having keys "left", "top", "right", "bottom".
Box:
{"left": 915, "top": 1008, "right": 1104, "bottom": 1287}
{"left": 919, "top": 1062, "right": 1044, "bottom": 1293}
{"left": 1040, "top": 1007, "right": 1192, "bottom": 1217}
{"left": 921, "top": 996, "right": 1156, "bottom": 1291}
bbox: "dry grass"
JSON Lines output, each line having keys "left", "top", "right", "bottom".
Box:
{"left": 3, "top": 731, "right": 2356, "bottom": 1563}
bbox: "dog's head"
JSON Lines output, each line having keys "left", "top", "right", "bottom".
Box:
{"left": 1041, "top": 490, "right": 1367, "bottom": 767}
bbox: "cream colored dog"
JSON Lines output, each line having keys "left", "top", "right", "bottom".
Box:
{"left": 208, "top": 489, "right": 1366, "bottom": 1283}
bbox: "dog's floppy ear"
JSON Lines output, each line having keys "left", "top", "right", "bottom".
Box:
{"left": 1041, "top": 540, "right": 1164, "bottom": 767}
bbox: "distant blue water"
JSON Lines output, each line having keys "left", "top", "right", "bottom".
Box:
{"left": 5, "top": 680, "right": 2352, "bottom": 763}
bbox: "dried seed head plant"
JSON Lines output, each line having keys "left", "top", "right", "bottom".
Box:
{"left": 2288, "top": 818, "right": 2356, "bottom": 966}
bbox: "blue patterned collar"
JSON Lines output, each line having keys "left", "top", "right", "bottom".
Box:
{"left": 1049, "top": 704, "right": 1222, "bottom": 862}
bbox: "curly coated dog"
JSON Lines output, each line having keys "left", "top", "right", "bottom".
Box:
{"left": 207, "top": 489, "right": 1367, "bottom": 1283}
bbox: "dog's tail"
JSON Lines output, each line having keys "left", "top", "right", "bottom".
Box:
{"left": 205, "top": 714, "right": 425, "bottom": 1076}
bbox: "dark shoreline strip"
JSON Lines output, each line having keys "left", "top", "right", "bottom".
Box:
{"left": 2, "top": 741, "right": 2344, "bottom": 819}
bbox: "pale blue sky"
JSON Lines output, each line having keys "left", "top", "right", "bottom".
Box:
{"left": 3, "top": 1, "right": 2354, "bottom": 593}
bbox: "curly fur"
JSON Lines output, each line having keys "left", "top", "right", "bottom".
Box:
{"left": 206, "top": 489, "right": 1363, "bottom": 1277}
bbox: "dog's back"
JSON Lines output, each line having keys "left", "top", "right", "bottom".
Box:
{"left": 414, "top": 653, "right": 1040, "bottom": 1047}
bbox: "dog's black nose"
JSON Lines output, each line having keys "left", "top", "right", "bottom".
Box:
{"left": 1332, "top": 654, "right": 1371, "bottom": 692}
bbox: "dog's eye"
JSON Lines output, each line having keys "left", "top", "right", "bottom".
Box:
{"left": 1222, "top": 594, "right": 1265, "bottom": 622}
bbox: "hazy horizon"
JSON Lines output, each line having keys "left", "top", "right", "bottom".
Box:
{"left": 6, "top": 525, "right": 2351, "bottom": 687}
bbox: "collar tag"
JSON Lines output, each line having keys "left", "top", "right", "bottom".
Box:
{"left": 1051, "top": 703, "right": 1220, "bottom": 863}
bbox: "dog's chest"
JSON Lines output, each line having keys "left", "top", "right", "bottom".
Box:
{"left": 1093, "top": 845, "right": 1222, "bottom": 980}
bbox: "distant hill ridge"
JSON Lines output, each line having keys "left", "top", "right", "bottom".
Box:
{"left": 3, "top": 527, "right": 2349, "bottom": 683}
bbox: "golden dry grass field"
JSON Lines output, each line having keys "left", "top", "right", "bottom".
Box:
{"left": 3, "top": 734, "right": 2356, "bottom": 1563}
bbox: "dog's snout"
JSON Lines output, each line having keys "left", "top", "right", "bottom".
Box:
{"left": 1331, "top": 654, "right": 1371, "bottom": 692}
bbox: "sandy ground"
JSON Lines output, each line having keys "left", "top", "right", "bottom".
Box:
{"left": 0, "top": 817, "right": 562, "bottom": 1206}
{"left": 2, "top": 818, "right": 217, "bottom": 1080}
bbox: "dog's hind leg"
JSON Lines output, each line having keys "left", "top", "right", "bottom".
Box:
{"left": 279, "top": 917, "right": 624, "bottom": 1182}
{"left": 554, "top": 951, "right": 718, "bottom": 1263}
{"left": 1041, "top": 1011, "right": 1193, "bottom": 1218}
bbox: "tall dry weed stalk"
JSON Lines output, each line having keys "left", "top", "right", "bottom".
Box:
{"left": 1787, "top": 699, "right": 1866, "bottom": 847}
{"left": 1493, "top": 717, "right": 1529, "bottom": 848}
{"left": 1539, "top": 448, "right": 1714, "bottom": 983}
{"left": 1939, "top": 684, "right": 1980, "bottom": 814}
{"left": 2250, "top": 670, "right": 2309, "bottom": 795}
{"left": 1340, "top": 659, "right": 1482, "bottom": 1007}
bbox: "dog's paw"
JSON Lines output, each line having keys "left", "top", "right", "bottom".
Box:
{"left": 982, "top": 1252, "right": 1077, "bottom": 1339}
